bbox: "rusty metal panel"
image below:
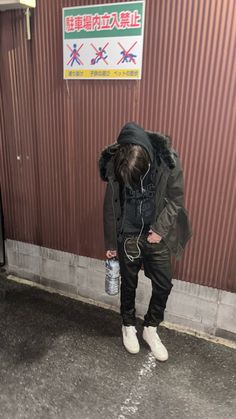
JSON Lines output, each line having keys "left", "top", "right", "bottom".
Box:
{"left": 0, "top": 0, "right": 235, "bottom": 291}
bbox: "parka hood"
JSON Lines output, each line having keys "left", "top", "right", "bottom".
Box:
{"left": 99, "top": 122, "right": 176, "bottom": 181}
{"left": 117, "top": 122, "right": 154, "bottom": 162}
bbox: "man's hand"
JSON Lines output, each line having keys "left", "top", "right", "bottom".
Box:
{"left": 147, "top": 230, "right": 162, "bottom": 244}
{"left": 106, "top": 250, "right": 117, "bottom": 259}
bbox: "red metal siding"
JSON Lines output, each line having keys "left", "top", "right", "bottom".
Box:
{"left": 0, "top": 0, "right": 235, "bottom": 291}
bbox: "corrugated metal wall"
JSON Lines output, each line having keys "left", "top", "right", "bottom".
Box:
{"left": 0, "top": 0, "right": 235, "bottom": 291}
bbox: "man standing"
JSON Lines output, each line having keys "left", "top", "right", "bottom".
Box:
{"left": 99, "top": 122, "right": 192, "bottom": 361}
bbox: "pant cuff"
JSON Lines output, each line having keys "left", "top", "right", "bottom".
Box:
{"left": 143, "top": 319, "right": 162, "bottom": 327}
{"left": 122, "top": 319, "right": 136, "bottom": 326}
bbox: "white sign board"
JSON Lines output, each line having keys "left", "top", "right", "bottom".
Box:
{"left": 63, "top": 1, "right": 145, "bottom": 80}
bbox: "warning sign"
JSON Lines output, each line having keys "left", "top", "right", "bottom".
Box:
{"left": 63, "top": 1, "right": 145, "bottom": 80}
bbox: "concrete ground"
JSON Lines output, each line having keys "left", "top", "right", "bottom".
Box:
{"left": 0, "top": 271, "right": 235, "bottom": 419}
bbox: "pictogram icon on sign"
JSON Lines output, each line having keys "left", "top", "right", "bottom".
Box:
{"left": 67, "top": 43, "right": 84, "bottom": 66}
{"left": 117, "top": 41, "right": 137, "bottom": 65}
{"left": 90, "top": 42, "right": 109, "bottom": 65}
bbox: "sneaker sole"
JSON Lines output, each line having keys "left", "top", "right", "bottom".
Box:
{"left": 123, "top": 346, "right": 140, "bottom": 354}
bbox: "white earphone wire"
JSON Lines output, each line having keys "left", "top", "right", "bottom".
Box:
{"left": 124, "top": 162, "right": 151, "bottom": 262}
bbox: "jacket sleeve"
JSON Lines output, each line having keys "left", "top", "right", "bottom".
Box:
{"left": 150, "top": 157, "right": 184, "bottom": 238}
{"left": 103, "top": 182, "right": 117, "bottom": 251}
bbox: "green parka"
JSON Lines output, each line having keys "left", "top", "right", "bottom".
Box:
{"left": 99, "top": 123, "right": 192, "bottom": 259}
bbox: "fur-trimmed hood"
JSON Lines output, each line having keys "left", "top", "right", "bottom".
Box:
{"left": 99, "top": 122, "right": 177, "bottom": 181}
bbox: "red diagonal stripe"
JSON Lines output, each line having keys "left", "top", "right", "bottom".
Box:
{"left": 91, "top": 42, "right": 109, "bottom": 65}
{"left": 117, "top": 41, "right": 137, "bottom": 65}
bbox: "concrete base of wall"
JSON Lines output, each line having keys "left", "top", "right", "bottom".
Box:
{"left": 5, "top": 239, "right": 236, "bottom": 342}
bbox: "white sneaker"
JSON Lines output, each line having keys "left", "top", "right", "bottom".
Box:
{"left": 122, "top": 326, "right": 140, "bottom": 354}
{"left": 143, "top": 326, "right": 168, "bottom": 361}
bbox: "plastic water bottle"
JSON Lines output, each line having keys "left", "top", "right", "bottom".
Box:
{"left": 105, "top": 257, "right": 120, "bottom": 295}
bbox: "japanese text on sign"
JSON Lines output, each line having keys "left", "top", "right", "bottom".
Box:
{"left": 65, "top": 11, "right": 141, "bottom": 33}
{"left": 63, "top": 1, "right": 145, "bottom": 80}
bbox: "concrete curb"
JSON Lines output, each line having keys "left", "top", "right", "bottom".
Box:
{"left": 7, "top": 273, "right": 236, "bottom": 350}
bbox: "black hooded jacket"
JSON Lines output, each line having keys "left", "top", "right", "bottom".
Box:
{"left": 99, "top": 122, "right": 192, "bottom": 259}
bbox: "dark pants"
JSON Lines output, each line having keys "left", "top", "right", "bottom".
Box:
{"left": 118, "top": 234, "right": 173, "bottom": 327}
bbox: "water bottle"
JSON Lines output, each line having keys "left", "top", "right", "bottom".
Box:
{"left": 105, "top": 257, "right": 120, "bottom": 295}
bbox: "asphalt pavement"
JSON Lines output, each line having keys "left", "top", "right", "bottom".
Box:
{"left": 0, "top": 271, "right": 235, "bottom": 419}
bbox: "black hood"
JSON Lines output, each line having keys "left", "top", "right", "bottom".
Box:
{"left": 99, "top": 122, "right": 176, "bottom": 181}
{"left": 117, "top": 122, "right": 154, "bottom": 162}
